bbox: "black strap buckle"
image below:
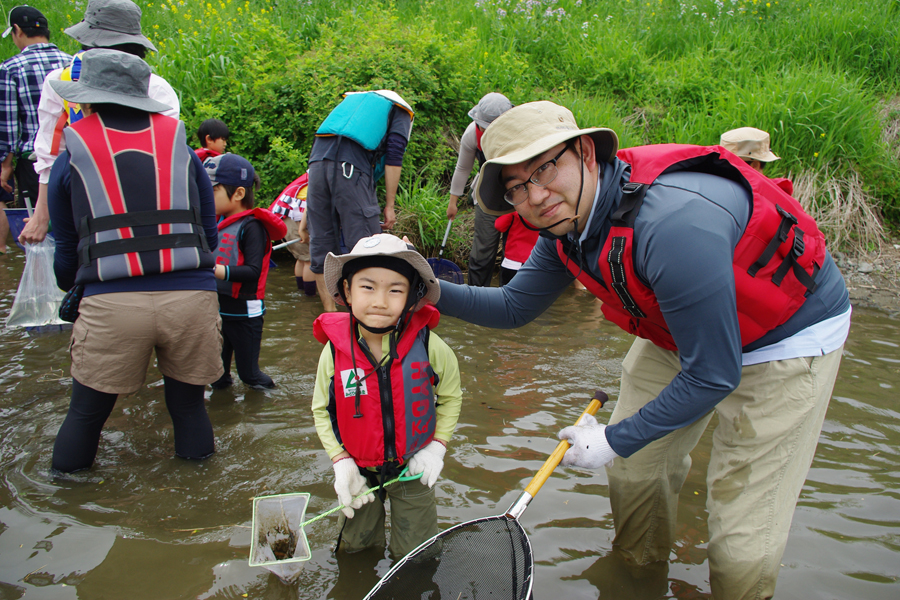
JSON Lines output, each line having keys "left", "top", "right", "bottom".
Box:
{"left": 776, "top": 204, "right": 798, "bottom": 225}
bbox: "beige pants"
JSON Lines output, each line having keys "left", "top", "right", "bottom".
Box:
{"left": 71, "top": 290, "right": 223, "bottom": 394}
{"left": 607, "top": 338, "right": 843, "bottom": 600}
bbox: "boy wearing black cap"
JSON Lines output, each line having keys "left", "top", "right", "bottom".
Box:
{"left": 207, "top": 153, "right": 287, "bottom": 390}
{"left": 311, "top": 233, "right": 462, "bottom": 558}
{"left": 0, "top": 4, "right": 70, "bottom": 252}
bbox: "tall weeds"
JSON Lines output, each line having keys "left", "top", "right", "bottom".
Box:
{"left": 17, "top": 0, "right": 900, "bottom": 248}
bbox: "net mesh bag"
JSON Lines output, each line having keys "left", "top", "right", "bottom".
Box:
{"left": 365, "top": 515, "right": 533, "bottom": 600}
{"left": 426, "top": 258, "right": 464, "bottom": 284}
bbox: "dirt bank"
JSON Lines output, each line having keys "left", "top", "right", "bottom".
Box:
{"left": 836, "top": 245, "right": 900, "bottom": 313}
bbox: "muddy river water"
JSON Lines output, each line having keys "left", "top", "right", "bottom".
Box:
{"left": 0, "top": 250, "right": 897, "bottom": 599}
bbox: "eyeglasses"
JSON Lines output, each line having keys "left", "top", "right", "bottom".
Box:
{"left": 503, "top": 143, "right": 572, "bottom": 206}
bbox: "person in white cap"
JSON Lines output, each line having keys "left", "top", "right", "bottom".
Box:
{"left": 446, "top": 92, "right": 513, "bottom": 286}
{"left": 0, "top": 4, "right": 70, "bottom": 253}
{"left": 18, "top": 0, "right": 180, "bottom": 246}
{"left": 311, "top": 233, "right": 461, "bottom": 558}
{"left": 436, "top": 101, "right": 850, "bottom": 599}
{"left": 720, "top": 126, "right": 794, "bottom": 194}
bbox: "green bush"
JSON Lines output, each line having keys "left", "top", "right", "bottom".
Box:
{"left": 7, "top": 0, "right": 900, "bottom": 238}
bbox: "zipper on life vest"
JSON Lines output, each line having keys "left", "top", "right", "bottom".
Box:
{"left": 377, "top": 363, "right": 398, "bottom": 463}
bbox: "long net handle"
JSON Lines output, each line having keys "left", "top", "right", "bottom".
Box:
{"left": 299, "top": 469, "right": 422, "bottom": 528}
{"left": 523, "top": 390, "right": 608, "bottom": 497}
{"left": 438, "top": 220, "right": 453, "bottom": 257}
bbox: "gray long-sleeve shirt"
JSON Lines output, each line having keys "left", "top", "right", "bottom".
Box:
{"left": 437, "top": 158, "right": 849, "bottom": 457}
{"left": 449, "top": 121, "right": 482, "bottom": 198}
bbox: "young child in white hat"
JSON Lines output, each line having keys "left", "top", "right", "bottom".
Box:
{"left": 311, "top": 233, "right": 462, "bottom": 558}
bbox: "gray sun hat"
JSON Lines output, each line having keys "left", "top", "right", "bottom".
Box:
{"left": 65, "top": 0, "right": 157, "bottom": 52}
{"left": 474, "top": 101, "right": 619, "bottom": 216}
{"left": 324, "top": 234, "right": 440, "bottom": 308}
{"left": 719, "top": 127, "right": 780, "bottom": 163}
{"left": 467, "top": 92, "right": 513, "bottom": 129}
{"left": 49, "top": 49, "right": 171, "bottom": 113}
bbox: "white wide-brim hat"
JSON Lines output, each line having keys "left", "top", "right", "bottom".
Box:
{"left": 324, "top": 234, "right": 440, "bottom": 308}
{"left": 474, "top": 101, "right": 619, "bottom": 216}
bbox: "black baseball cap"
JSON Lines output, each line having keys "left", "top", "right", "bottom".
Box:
{"left": 3, "top": 6, "right": 48, "bottom": 38}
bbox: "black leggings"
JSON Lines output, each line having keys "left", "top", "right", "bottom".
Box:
{"left": 52, "top": 377, "right": 214, "bottom": 473}
{"left": 220, "top": 316, "right": 274, "bottom": 388}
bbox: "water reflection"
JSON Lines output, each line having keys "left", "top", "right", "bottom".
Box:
{"left": 0, "top": 252, "right": 897, "bottom": 598}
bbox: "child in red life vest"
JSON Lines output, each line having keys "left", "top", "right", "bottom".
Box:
{"left": 311, "top": 234, "right": 462, "bottom": 558}
{"left": 206, "top": 154, "right": 287, "bottom": 390}
{"left": 494, "top": 212, "right": 539, "bottom": 286}
{"left": 194, "top": 118, "right": 229, "bottom": 162}
{"left": 268, "top": 172, "right": 316, "bottom": 295}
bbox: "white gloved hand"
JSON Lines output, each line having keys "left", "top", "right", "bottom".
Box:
{"left": 407, "top": 440, "right": 446, "bottom": 488}
{"left": 333, "top": 457, "right": 374, "bottom": 518}
{"left": 559, "top": 414, "right": 618, "bottom": 469}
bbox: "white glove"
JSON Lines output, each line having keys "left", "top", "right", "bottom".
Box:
{"left": 407, "top": 440, "right": 446, "bottom": 488}
{"left": 559, "top": 414, "right": 618, "bottom": 469}
{"left": 333, "top": 457, "right": 374, "bottom": 518}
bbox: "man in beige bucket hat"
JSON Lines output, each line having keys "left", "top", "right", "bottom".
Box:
{"left": 721, "top": 126, "right": 795, "bottom": 194}
{"left": 436, "top": 100, "right": 850, "bottom": 599}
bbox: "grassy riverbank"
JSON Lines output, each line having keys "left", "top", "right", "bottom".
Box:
{"left": 16, "top": 0, "right": 900, "bottom": 261}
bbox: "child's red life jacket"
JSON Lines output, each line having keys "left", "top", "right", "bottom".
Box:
{"left": 313, "top": 306, "right": 440, "bottom": 468}
{"left": 194, "top": 147, "right": 221, "bottom": 162}
{"left": 495, "top": 213, "right": 539, "bottom": 264}
{"left": 215, "top": 208, "right": 287, "bottom": 299}
{"left": 268, "top": 173, "right": 309, "bottom": 219}
{"left": 557, "top": 144, "right": 826, "bottom": 351}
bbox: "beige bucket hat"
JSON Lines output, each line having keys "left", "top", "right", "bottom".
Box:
{"left": 473, "top": 101, "right": 619, "bottom": 216}
{"left": 719, "top": 127, "right": 780, "bottom": 163}
{"left": 324, "top": 234, "right": 440, "bottom": 308}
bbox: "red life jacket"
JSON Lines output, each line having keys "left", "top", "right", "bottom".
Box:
{"left": 214, "top": 208, "right": 287, "bottom": 299}
{"left": 557, "top": 144, "right": 825, "bottom": 351}
{"left": 313, "top": 306, "right": 440, "bottom": 468}
{"left": 65, "top": 112, "right": 213, "bottom": 285}
{"left": 268, "top": 172, "right": 309, "bottom": 219}
{"left": 194, "top": 147, "right": 221, "bottom": 162}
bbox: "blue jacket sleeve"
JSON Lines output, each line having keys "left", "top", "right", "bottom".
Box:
{"left": 604, "top": 172, "right": 747, "bottom": 457}
{"left": 47, "top": 152, "right": 78, "bottom": 291}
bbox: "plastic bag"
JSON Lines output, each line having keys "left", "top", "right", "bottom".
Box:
{"left": 6, "top": 237, "right": 67, "bottom": 328}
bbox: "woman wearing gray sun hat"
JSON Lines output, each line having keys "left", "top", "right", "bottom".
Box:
{"left": 446, "top": 92, "right": 514, "bottom": 287}
{"left": 46, "top": 49, "right": 223, "bottom": 474}
{"left": 21, "top": 0, "right": 181, "bottom": 246}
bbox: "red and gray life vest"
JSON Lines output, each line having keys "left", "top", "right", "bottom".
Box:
{"left": 214, "top": 208, "right": 287, "bottom": 299}
{"left": 313, "top": 306, "right": 440, "bottom": 469}
{"left": 65, "top": 112, "right": 213, "bottom": 286}
{"left": 558, "top": 144, "right": 826, "bottom": 351}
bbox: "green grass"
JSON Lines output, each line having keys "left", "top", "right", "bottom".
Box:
{"left": 9, "top": 0, "right": 900, "bottom": 249}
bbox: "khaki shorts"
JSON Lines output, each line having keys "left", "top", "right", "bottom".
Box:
{"left": 70, "top": 290, "right": 223, "bottom": 394}
{"left": 282, "top": 216, "right": 311, "bottom": 262}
